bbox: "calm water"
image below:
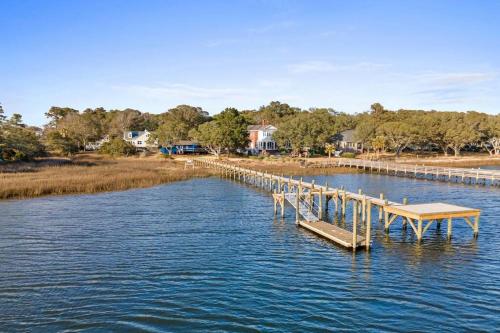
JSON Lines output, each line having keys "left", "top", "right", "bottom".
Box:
{"left": 1, "top": 174, "right": 499, "bottom": 332}
{"left": 480, "top": 165, "right": 500, "bottom": 170}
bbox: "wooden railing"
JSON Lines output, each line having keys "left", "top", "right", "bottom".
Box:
{"left": 311, "top": 158, "right": 500, "bottom": 186}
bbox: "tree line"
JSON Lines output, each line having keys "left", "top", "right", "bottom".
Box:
{"left": 355, "top": 103, "right": 500, "bottom": 157}
{"left": 0, "top": 101, "right": 499, "bottom": 161}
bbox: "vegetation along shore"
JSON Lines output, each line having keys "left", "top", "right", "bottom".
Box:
{"left": 0, "top": 154, "right": 212, "bottom": 200}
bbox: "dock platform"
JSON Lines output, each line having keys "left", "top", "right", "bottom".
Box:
{"left": 299, "top": 220, "right": 367, "bottom": 248}
{"left": 383, "top": 203, "right": 480, "bottom": 240}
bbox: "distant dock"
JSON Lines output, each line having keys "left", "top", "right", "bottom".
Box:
{"left": 196, "top": 159, "right": 481, "bottom": 251}
{"left": 311, "top": 158, "right": 500, "bottom": 186}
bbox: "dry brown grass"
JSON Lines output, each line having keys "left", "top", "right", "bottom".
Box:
{"left": 216, "top": 157, "right": 361, "bottom": 176}
{"left": 395, "top": 155, "right": 500, "bottom": 168}
{"left": 0, "top": 153, "right": 213, "bottom": 200}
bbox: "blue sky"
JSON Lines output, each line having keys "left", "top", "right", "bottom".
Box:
{"left": 1, "top": 0, "right": 499, "bottom": 125}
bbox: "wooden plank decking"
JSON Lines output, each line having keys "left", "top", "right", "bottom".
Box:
{"left": 383, "top": 202, "right": 480, "bottom": 240}
{"left": 299, "top": 220, "right": 366, "bottom": 248}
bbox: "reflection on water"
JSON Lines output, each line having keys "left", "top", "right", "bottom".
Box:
{"left": 0, "top": 175, "right": 499, "bottom": 332}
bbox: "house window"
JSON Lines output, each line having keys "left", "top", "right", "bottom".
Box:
{"left": 137, "top": 141, "right": 142, "bottom": 145}
{"left": 128, "top": 133, "right": 132, "bottom": 138}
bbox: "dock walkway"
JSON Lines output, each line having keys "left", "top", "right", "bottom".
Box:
{"left": 311, "top": 158, "right": 500, "bottom": 186}
{"left": 196, "top": 158, "right": 481, "bottom": 251}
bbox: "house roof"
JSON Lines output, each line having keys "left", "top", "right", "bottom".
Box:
{"left": 337, "top": 129, "right": 357, "bottom": 143}
{"left": 247, "top": 124, "right": 277, "bottom": 131}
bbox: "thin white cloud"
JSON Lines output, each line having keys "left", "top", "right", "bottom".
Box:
{"left": 288, "top": 61, "right": 387, "bottom": 74}
{"left": 113, "top": 83, "right": 255, "bottom": 100}
{"left": 411, "top": 71, "right": 498, "bottom": 105}
{"left": 417, "top": 72, "right": 496, "bottom": 85}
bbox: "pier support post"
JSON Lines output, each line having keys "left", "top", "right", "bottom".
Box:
{"left": 273, "top": 190, "right": 277, "bottom": 215}
{"left": 358, "top": 189, "right": 363, "bottom": 217}
{"left": 296, "top": 183, "right": 301, "bottom": 223}
{"left": 319, "top": 187, "right": 323, "bottom": 220}
{"left": 402, "top": 198, "right": 408, "bottom": 230}
{"left": 473, "top": 215, "right": 479, "bottom": 238}
{"left": 366, "top": 200, "right": 372, "bottom": 250}
{"left": 417, "top": 219, "right": 423, "bottom": 242}
{"left": 384, "top": 199, "right": 390, "bottom": 232}
{"left": 352, "top": 201, "right": 358, "bottom": 250}
{"left": 379, "top": 193, "right": 384, "bottom": 221}
{"left": 362, "top": 195, "right": 366, "bottom": 223}
{"left": 341, "top": 188, "right": 347, "bottom": 217}
{"left": 281, "top": 190, "right": 285, "bottom": 216}
{"left": 324, "top": 182, "right": 329, "bottom": 212}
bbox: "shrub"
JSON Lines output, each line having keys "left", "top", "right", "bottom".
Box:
{"left": 99, "top": 138, "right": 136, "bottom": 157}
{"left": 341, "top": 152, "right": 356, "bottom": 158}
{"left": 45, "top": 131, "right": 79, "bottom": 156}
{"left": 1, "top": 125, "right": 45, "bottom": 160}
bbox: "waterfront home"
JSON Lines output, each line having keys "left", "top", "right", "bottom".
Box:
{"left": 247, "top": 124, "right": 278, "bottom": 154}
{"left": 123, "top": 130, "right": 157, "bottom": 149}
{"left": 335, "top": 129, "right": 363, "bottom": 153}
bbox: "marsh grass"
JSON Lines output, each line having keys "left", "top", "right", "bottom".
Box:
{"left": 220, "top": 158, "right": 360, "bottom": 176}
{"left": 0, "top": 153, "right": 212, "bottom": 200}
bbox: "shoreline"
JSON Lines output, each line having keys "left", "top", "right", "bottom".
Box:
{"left": 0, "top": 154, "right": 213, "bottom": 201}
{"left": 2, "top": 153, "right": 498, "bottom": 201}
{"left": 0, "top": 154, "right": 360, "bottom": 201}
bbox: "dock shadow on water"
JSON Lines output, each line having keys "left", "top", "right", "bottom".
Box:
{"left": 0, "top": 176, "right": 499, "bottom": 332}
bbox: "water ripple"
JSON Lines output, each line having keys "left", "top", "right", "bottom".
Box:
{"left": 0, "top": 177, "right": 499, "bottom": 331}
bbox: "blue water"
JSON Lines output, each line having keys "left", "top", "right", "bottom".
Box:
{"left": 0, "top": 175, "right": 499, "bottom": 332}
{"left": 480, "top": 165, "right": 500, "bottom": 170}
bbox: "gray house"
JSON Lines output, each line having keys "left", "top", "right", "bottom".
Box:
{"left": 335, "top": 129, "right": 363, "bottom": 153}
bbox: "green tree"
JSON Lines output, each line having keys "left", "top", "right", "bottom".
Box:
{"left": 189, "top": 122, "right": 224, "bottom": 157}
{"left": 377, "top": 121, "right": 418, "bottom": 156}
{"left": 273, "top": 109, "right": 338, "bottom": 154}
{"left": 190, "top": 107, "right": 248, "bottom": 157}
{"left": 244, "top": 101, "right": 300, "bottom": 125}
{"left": 483, "top": 115, "right": 500, "bottom": 155}
{"left": 324, "top": 143, "right": 336, "bottom": 158}
{"left": 442, "top": 113, "right": 481, "bottom": 156}
{"left": 1, "top": 124, "right": 45, "bottom": 161}
{"left": 57, "top": 112, "right": 99, "bottom": 150}
{"left": 107, "top": 109, "right": 144, "bottom": 137}
{"left": 371, "top": 136, "right": 386, "bottom": 156}
{"left": 152, "top": 105, "right": 209, "bottom": 153}
{"left": 354, "top": 113, "right": 378, "bottom": 150}
{"left": 45, "top": 106, "right": 79, "bottom": 127}
{"left": 99, "top": 138, "right": 136, "bottom": 157}
{"left": 0, "top": 103, "right": 6, "bottom": 124}
{"left": 9, "top": 113, "right": 25, "bottom": 127}
{"left": 44, "top": 130, "right": 79, "bottom": 155}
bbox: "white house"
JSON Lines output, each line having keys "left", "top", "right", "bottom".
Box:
{"left": 123, "top": 130, "right": 157, "bottom": 149}
{"left": 247, "top": 124, "right": 278, "bottom": 154}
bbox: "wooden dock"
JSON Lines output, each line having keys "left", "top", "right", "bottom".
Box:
{"left": 311, "top": 158, "right": 500, "bottom": 186}
{"left": 196, "top": 158, "right": 481, "bottom": 251}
